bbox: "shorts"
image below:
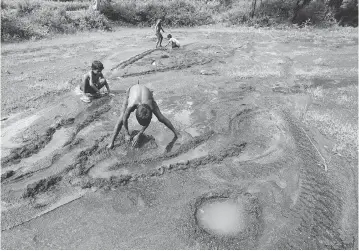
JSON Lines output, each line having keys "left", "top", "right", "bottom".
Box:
{"left": 156, "top": 32, "right": 163, "bottom": 40}
{"left": 80, "top": 78, "right": 105, "bottom": 94}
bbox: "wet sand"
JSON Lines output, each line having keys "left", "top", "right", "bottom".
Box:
{"left": 1, "top": 26, "right": 358, "bottom": 249}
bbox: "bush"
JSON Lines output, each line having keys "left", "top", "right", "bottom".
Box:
{"left": 102, "top": 0, "right": 213, "bottom": 27}
{"left": 16, "top": 0, "right": 41, "bottom": 15}
{"left": 1, "top": 9, "right": 39, "bottom": 41}
{"left": 1, "top": 5, "right": 111, "bottom": 42}
{"left": 72, "top": 10, "right": 111, "bottom": 31}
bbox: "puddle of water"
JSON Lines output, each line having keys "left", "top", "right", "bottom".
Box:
{"left": 77, "top": 121, "right": 103, "bottom": 137}
{"left": 21, "top": 127, "right": 73, "bottom": 173}
{"left": 174, "top": 109, "right": 192, "bottom": 126}
{"left": 74, "top": 85, "right": 83, "bottom": 96}
{"left": 196, "top": 199, "right": 246, "bottom": 236}
{"left": 184, "top": 127, "right": 201, "bottom": 137}
{"left": 162, "top": 143, "right": 208, "bottom": 166}
{"left": 89, "top": 158, "right": 130, "bottom": 179}
{"left": 1, "top": 114, "right": 40, "bottom": 150}
{"left": 149, "top": 128, "right": 175, "bottom": 150}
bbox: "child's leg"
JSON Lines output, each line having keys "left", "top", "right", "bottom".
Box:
{"left": 159, "top": 33, "right": 163, "bottom": 47}
{"left": 156, "top": 33, "right": 160, "bottom": 48}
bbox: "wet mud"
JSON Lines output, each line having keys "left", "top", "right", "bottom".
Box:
{"left": 1, "top": 28, "right": 357, "bottom": 249}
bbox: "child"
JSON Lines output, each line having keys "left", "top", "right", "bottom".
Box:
{"left": 107, "top": 82, "right": 179, "bottom": 149}
{"left": 165, "top": 34, "right": 180, "bottom": 48}
{"left": 154, "top": 19, "right": 165, "bottom": 48}
{"left": 80, "top": 60, "right": 111, "bottom": 103}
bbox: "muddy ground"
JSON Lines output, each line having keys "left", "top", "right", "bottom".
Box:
{"left": 1, "top": 26, "right": 358, "bottom": 249}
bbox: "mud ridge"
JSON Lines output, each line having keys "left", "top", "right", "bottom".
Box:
{"left": 64, "top": 103, "right": 112, "bottom": 147}
{"left": 278, "top": 109, "right": 348, "bottom": 249}
{"left": 65, "top": 135, "right": 109, "bottom": 176}
{"left": 228, "top": 108, "right": 258, "bottom": 132}
{"left": 1, "top": 118, "right": 75, "bottom": 169}
{"left": 22, "top": 176, "right": 62, "bottom": 198}
{"left": 120, "top": 58, "right": 213, "bottom": 78}
{"left": 78, "top": 142, "right": 246, "bottom": 190}
{"left": 104, "top": 130, "right": 216, "bottom": 170}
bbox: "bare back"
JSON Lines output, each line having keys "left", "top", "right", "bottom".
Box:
{"left": 127, "top": 84, "right": 154, "bottom": 109}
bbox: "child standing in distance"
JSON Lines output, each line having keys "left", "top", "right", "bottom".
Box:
{"left": 155, "top": 19, "right": 165, "bottom": 48}
{"left": 165, "top": 34, "right": 180, "bottom": 48}
{"left": 80, "top": 60, "right": 111, "bottom": 103}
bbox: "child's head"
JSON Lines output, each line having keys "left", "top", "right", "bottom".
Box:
{"left": 91, "top": 60, "right": 104, "bottom": 73}
{"left": 136, "top": 104, "right": 152, "bottom": 126}
{"left": 156, "top": 19, "right": 162, "bottom": 24}
{"left": 167, "top": 34, "right": 172, "bottom": 39}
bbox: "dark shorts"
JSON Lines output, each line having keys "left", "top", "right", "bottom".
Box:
{"left": 80, "top": 78, "right": 105, "bottom": 94}
{"left": 156, "top": 32, "right": 163, "bottom": 40}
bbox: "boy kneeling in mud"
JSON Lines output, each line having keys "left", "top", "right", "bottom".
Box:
{"left": 80, "top": 60, "right": 112, "bottom": 103}
{"left": 165, "top": 34, "right": 180, "bottom": 48}
{"left": 107, "top": 82, "right": 179, "bottom": 149}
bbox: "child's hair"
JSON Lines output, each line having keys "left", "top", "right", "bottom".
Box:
{"left": 167, "top": 34, "right": 172, "bottom": 39}
{"left": 156, "top": 19, "right": 162, "bottom": 24}
{"left": 136, "top": 104, "right": 152, "bottom": 126}
{"left": 91, "top": 60, "right": 104, "bottom": 71}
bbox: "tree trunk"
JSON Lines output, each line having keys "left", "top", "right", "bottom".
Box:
{"left": 251, "top": 0, "right": 257, "bottom": 18}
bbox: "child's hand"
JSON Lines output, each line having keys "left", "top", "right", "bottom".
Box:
{"left": 109, "top": 93, "right": 115, "bottom": 97}
{"left": 132, "top": 134, "right": 141, "bottom": 147}
{"left": 125, "top": 134, "right": 131, "bottom": 143}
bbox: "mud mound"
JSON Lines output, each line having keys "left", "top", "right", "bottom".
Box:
{"left": 1, "top": 170, "right": 15, "bottom": 182}
{"left": 110, "top": 44, "right": 233, "bottom": 78}
{"left": 1, "top": 127, "right": 57, "bottom": 168}
{"left": 1, "top": 117, "right": 76, "bottom": 168}
{"left": 23, "top": 176, "right": 62, "bottom": 198}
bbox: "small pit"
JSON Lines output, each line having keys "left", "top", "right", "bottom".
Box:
{"left": 196, "top": 198, "right": 246, "bottom": 237}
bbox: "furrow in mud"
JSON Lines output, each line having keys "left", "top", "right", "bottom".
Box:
{"left": 110, "top": 48, "right": 160, "bottom": 71}
{"left": 0, "top": 118, "right": 75, "bottom": 169}
{"left": 120, "top": 58, "right": 213, "bottom": 78}
{"left": 64, "top": 103, "right": 112, "bottom": 147}
{"left": 19, "top": 135, "right": 108, "bottom": 199}
{"left": 279, "top": 110, "right": 347, "bottom": 249}
{"left": 75, "top": 142, "right": 246, "bottom": 190}
{"left": 110, "top": 130, "right": 216, "bottom": 169}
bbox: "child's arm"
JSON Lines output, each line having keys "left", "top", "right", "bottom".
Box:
{"left": 107, "top": 89, "right": 129, "bottom": 149}
{"left": 132, "top": 124, "right": 149, "bottom": 147}
{"left": 152, "top": 101, "right": 178, "bottom": 137}
{"left": 100, "top": 73, "right": 111, "bottom": 93}
{"left": 123, "top": 105, "right": 134, "bottom": 138}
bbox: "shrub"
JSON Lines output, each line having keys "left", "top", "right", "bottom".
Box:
{"left": 102, "top": 0, "right": 213, "bottom": 27}
{"left": 1, "top": 9, "right": 40, "bottom": 41}
{"left": 72, "top": 10, "right": 111, "bottom": 31}
{"left": 16, "top": 0, "right": 41, "bottom": 15}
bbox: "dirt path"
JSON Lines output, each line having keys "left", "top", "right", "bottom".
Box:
{"left": 1, "top": 26, "right": 358, "bottom": 249}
